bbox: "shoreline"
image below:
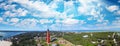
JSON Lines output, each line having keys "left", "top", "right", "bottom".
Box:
{"left": 0, "top": 40, "right": 12, "bottom": 46}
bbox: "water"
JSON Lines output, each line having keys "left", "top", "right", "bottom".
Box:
{"left": 0, "top": 31, "right": 25, "bottom": 39}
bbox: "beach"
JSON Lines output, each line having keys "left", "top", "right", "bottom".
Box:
{"left": 0, "top": 41, "right": 12, "bottom": 46}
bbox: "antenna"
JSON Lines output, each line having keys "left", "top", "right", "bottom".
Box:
{"left": 60, "top": 22, "right": 64, "bottom": 36}
{"left": 46, "top": 23, "right": 49, "bottom": 31}
{"left": 47, "top": 24, "right": 48, "bottom": 30}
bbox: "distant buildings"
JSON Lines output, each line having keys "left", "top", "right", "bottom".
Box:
{"left": 83, "top": 35, "right": 88, "bottom": 38}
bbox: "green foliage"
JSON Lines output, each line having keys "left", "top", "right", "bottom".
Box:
{"left": 11, "top": 32, "right": 120, "bottom": 46}
{"left": 63, "top": 32, "right": 119, "bottom": 46}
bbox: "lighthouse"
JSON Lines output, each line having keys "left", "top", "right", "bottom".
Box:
{"left": 46, "top": 29, "right": 50, "bottom": 45}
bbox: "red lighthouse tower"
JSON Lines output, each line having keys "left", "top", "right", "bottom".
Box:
{"left": 46, "top": 29, "right": 50, "bottom": 44}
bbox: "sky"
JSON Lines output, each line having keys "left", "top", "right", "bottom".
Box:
{"left": 0, "top": 0, "right": 120, "bottom": 31}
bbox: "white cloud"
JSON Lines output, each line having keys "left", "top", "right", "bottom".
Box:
{"left": 77, "top": 0, "right": 101, "bottom": 15}
{"left": 0, "top": 3, "right": 6, "bottom": 8}
{"left": 79, "top": 20, "right": 86, "bottom": 25}
{"left": 50, "top": 23, "right": 89, "bottom": 30}
{"left": 90, "top": 9, "right": 100, "bottom": 18}
{"left": 107, "top": 5, "right": 119, "bottom": 12}
{"left": 62, "top": 18, "right": 79, "bottom": 25}
{"left": 3, "top": 5, "right": 10, "bottom": 10}
{"left": 57, "top": 13, "right": 74, "bottom": 19}
{"left": 78, "top": 0, "right": 96, "bottom": 6}
{"left": 17, "top": 8, "right": 24, "bottom": 14}
{"left": 112, "top": 19, "right": 120, "bottom": 26}
{"left": 81, "top": 5, "right": 104, "bottom": 21}
{"left": 49, "top": 2, "right": 57, "bottom": 9}
{"left": 12, "top": 0, "right": 29, "bottom": 5}
{"left": 0, "top": 0, "right": 3, "bottom": 2}
{"left": 97, "top": 19, "right": 103, "bottom": 22}
{"left": 0, "top": 2, "right": 16, "bottom": 11}
{"left": 96, "top": 14, "right": 105, "bottom": 23}
{"left": 39, "top": 19, "right": 53, "bottom": 24}
{"left": 12, "top": 0, "right": 50, "bottom": 12}
{"left": 49, "top": 23, "right": 61, "bottom": 30}
{"left": 16, "top": 8, "right": 28, "bottom": 16}
{"left": 115, "top": 10, "right": 120, "bottom": 15}
{"left": 116, "top": 17, "right": 120, "bottom": 20}
{"left": 78, "top": 6, "right": 88, "bottom": 14}
{"left": 64, "top": 1, "right": 76, "bottom": 18}
{"left": 68, "top": 14, "right": 74, "bottom": 18}
{"left": 110, "top": 19, "right": 120, "bottom": 30}
{"left": 78, "top": 0, "right": 99, "bottom": 10}
{"left": 64, "top": 1, "right": 73, "bottom": 7}
{"left": 1, "top": 0, "right": 119, "bottom": 30}
{"left": 95, "top": 25, "right": 120, "bottom": 30}
{"left": 34, "top": 1, "right": 50, "bottom": 12}
{"left": 56, "top": 19, "right": 62, "bottom": 23}
{"left": 3, "top": 5, "right": 28, "bottom": 17}
{"left": 20, "top": 10, "right": 28, "bottom": 16}
{"left": 87, "top": 17, "right": 93, "bottom": 20}
{"left": 118, "top": 0, "right": 120, "bottom": 3}
{"left": 4, "top": 11, "right": 10, "bottom": 16}
{"left": 0, "top": 17, "right": 3, "bottom": 22}
{"left": 96, "top": 23, "right": 107, "bottom": 27}
{"left": 4, "top": 4, "right": 16, "bottom": 10}
{"left": 108, "top": 26, "right": 120, "bottom": 29}
{"left": 94, "top": 18, "right": 109, "bottom": 27}
{"left": 4, "top": 11, "right": 16, "bottom": 17}
{"left": 0, "top": 2, "right": 26, "bottom": 17}
{"left": 11, "top": 0, "right": 61, "bottom": 18}
{"left": 10, "top": 18, "right": 19, "bottom": 23}
{"left": 33, "top": 11, "right": 60, "bottom": 18}
{"left": 49, "top": 0, "right": 62, "bottom": 9}
{"left": 16, "top": 19, "right": 38, "bottom": 28}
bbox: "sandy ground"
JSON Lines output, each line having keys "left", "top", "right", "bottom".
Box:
{"left": 58, "top": 38, "right": 75, "bottom": 46}
{"left": 0, "top": 41, "right": 12, "bottom": 46}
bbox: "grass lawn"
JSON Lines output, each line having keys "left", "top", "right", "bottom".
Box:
{"left": 63, "top": 32, "right": 117, "bottom": 46}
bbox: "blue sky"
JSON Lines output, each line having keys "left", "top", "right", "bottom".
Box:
{"left": 0, "top": 0, "right": 120, "bottom": 31}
